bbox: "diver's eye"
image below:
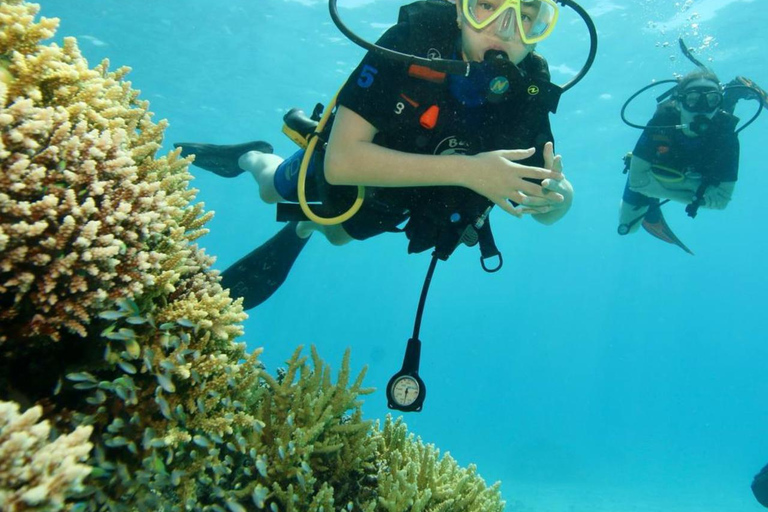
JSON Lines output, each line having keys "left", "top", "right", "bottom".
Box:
{"left": 477, "top": 2, "right": 495, "bottom": 12}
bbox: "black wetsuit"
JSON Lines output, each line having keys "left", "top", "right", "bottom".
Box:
{"left": 623, "top": 102, "right": 740, "bottom": 207}
{"left": 311, "top": 0, "right": 556, "bottom": 251}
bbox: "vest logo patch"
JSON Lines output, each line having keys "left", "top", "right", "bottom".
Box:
{"left": 435, "top": 136, "right": 470, "bottom": 156}
{"left": 489, "top": 77, "right": 510, "bottom": 95}
{"left": 527, "top": 85, "right": 540, "bottom": 96}
{"left": 426, "top": 48, "right": 442, "bottom": 59}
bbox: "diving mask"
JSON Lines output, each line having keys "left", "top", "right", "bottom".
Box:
{"left": 462, "top": 0, "right": 559, "bottom": 44}
{"left": 679, "top": 86, "right": 723, "bottom": 113}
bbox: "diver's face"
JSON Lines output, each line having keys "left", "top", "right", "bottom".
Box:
{"left": 677, "top": 78, "right": 721, "bottom": 134}
{"left": 677, "top": 79, "right": 721, "bottom": 116}
{"left": 456, "top": 0, "right": 536, "bottom": 64}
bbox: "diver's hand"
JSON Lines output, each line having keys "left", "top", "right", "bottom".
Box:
{"left": 702, "top": 183, "right": 733, "bottom": 210}
{"left": 528, "top": 143, "right": 573, "bottom": 225}
{"left": 466, "top": 147, "right": 564, "bottom": 217}
{"left": 523, "top": 142, "right": 572, "bottom": 213}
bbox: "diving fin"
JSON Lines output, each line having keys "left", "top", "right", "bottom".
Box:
{"left": 642, "top": 204, "right": 694, "bottom": 255}
{"left": 723, "top": 76, "right": 768, "bottom": 113}
{"left": 220, "top": 222, "right": 310, "bottom": 310}
{"left": 173, "top": 140, "right": 274, "bottom": 178}
{"left": 753, "top": 463, "right": 768, "bottom": 508}
{"left": 735, "top": 76, "right": 768, "bottom": 108}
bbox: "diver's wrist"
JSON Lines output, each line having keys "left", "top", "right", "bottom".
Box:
{"left": 450, "top": 154, "right": 476, "bottom": 189}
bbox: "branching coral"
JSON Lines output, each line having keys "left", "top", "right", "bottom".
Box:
{"left": 375, "top": 417, "right": 505, "bottom": 512}
{"left": 0, "top": 400, "right": 93, "bottom": 512}
{"left": 0, "top": 0, "right": 212, "bottom": 343}
{"left": 0, "top": 1, "right": 506, "bottom": 511}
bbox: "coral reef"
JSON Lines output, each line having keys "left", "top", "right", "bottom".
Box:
{"left": 0, "top": 1, "right": 505, "bottom": 511}
{"left": 0, "top": 0, "right": 212, "bottom": 344}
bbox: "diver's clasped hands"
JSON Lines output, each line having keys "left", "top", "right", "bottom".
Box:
{"left": 527, "top": 142, "right": 573, "bottom": 216}
{"left": 465, "top": 142, "right": 571, "bottom": 218}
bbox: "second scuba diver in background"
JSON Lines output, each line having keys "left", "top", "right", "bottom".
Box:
{"left": 175, "top": 0, "right": 598, "bottom": 309}
{"left": 617, "top": 42, "right": 767, "bottom": 254}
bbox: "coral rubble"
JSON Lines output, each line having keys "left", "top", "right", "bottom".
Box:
{"left": 0, "top": 1, "right": 505, "bottom": 510}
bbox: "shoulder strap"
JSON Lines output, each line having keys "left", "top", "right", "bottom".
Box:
{"left": 519, "top": 52, "right": 562, "bottom": 113}
{"left": 398, "top": 0, "right": 456, "bottom": 27}
{"left": 713, "top": 110, "right": 739, "bottom": 133}
{"left": 522, "top": 52, "right": 551, "bottom": 83}
{"left": 397, "top": 0, "right": 457, "bottom": 57}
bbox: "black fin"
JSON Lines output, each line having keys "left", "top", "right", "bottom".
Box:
{"left": 220, "top": 222, "right": 310, "bottom": 309}
{"left": 174, "top": 140, "right": 273, "bottom": 178}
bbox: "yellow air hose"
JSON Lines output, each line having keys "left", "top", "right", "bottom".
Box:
{"left": 297, "top": 91, "right": 365, "bottom": 225}
{"left": 650, "top": 164, "right": 685, "bottom": 183}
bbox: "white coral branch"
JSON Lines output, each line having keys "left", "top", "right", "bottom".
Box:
{"left": 0, "top": 400, "right": 93, "bottom": 512}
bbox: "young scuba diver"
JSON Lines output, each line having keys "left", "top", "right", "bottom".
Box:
{"left": 617, "top": 64, "right": 767, "bottom": 254}
{"left": 176, "top": 0, "right": 580, "bottom": 309}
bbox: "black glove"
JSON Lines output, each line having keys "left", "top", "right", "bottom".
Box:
{"left": 753, "top": 463, "right": 768, "bottom": 508}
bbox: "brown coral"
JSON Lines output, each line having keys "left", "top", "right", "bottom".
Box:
{"left": 0, "top": 0, "right": 210, "bottom": 343}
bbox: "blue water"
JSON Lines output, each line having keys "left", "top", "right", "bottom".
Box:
{"left": 44, "top": 0, "right": 768, "bottom": 510}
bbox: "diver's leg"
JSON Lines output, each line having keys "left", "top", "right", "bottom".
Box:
{"left": 618, "top": 179, "right": 652, "bottom": 235}
{"left": 173, "top": 140, "right": 284, "bottom": 203}
{"left": 296, "top": 221, "right": 353, "bottom": 245}
{"left": 173, "top": 141, "right": 274, "bottom": 178}
{"left": 618, "top": 200, "right": 648, "bottom": 235}
{"left": 238, "top": 151, "right": 284, "bottom": 204}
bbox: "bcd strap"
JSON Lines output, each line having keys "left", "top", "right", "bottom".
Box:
{"left": 686, "top": 178, "right": 719, "bottom": 218}
{"left": 623, "top": 152, "right": 632, "bottom": 174}
{"left": 476, "top": 220, "right": 503, "bottom": 272}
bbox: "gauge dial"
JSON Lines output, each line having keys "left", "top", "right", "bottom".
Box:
{"left": 391, "top": 375, "right": 420, "bottom": 406}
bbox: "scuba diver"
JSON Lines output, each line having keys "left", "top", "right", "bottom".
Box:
{"left": 617, "top": 41, "right": 767, "bottom": 254}
{"left": 176, "top": 0, "right": 597, "bottom": 310}
{"left": 755, "top": 463, "right": 768, "bottom": 508}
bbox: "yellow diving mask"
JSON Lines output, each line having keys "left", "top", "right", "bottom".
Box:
{"left": 461, "top": 0, "right": 559, "bottom": 44}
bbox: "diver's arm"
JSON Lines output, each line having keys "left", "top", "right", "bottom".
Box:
{"left": 325, "top": 106, "right": 564, "bottom": 216}
{"left": 628, "top": 155, "right": 696, "bottom": 204}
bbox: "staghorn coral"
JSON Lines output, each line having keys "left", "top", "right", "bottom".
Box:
{"left": 374, "top": 417, "right": 504, "bottom": 512}
{"left": 0, "top": 1, "right": 506, "bottom": 511}
{"left": 0, "top": 0, "right": 212, "bottom": 343}
{"left": 0, "top": 400, "right": 93, "bottom": 512}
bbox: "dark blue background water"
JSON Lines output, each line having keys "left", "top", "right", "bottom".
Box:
{"left": 41, "top": 0, "right": 768, "bottom": 509}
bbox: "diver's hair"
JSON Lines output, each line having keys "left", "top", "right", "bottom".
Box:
{"left": 677, "top": 68, "right": 721, "bottom": 90}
